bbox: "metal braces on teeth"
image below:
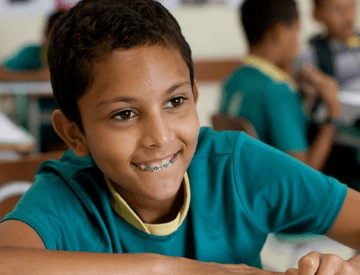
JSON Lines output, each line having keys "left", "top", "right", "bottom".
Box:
{"left": 139, "top": 158, "right": 174, "bottom": 172}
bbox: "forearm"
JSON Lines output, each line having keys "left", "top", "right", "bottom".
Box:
{"left": 0, "top": 247, "right": 283, "bottom": 275}
{"left": 306, "top": 123, "right": 336, "bottom": 171}
{"left": 0, "top": 247, "right": 161, "bottom": 275}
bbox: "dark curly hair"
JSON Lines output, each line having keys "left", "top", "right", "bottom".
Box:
{"left": 48, "top": 0, "right": 193, "bottom": 131}
{"left": 240, "top": 0, "right": 299, "bottom": 47}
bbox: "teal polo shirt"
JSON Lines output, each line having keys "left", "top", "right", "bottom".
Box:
{"left": 1, "top": 128, "right": 346, "bottom": 268}
{"left": 219, "top": 55, "right": 309, "bottom": 153}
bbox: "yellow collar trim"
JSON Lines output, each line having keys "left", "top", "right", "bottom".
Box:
{"left": 105, "top": 173, "right": 191, "bottom": 236}
{"left": 243, "top": 55, "right": 296, "bottom": 92}
{"left": 347, "top": 36, "right": 360, "bottom": 48}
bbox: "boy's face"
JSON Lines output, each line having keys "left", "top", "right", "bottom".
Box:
{"left": 76, "top": 44, "right": 200, "bottom": 206}
{"left": 315, "top": 0, "right": 356, "bottom": 41}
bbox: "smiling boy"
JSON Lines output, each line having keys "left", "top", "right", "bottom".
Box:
{"left": 1, "top": 0, "right": 360, "bottom": 274}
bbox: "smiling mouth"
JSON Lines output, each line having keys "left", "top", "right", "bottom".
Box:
{"left": 133, "top": 153, "right": 177, "bottom": 172}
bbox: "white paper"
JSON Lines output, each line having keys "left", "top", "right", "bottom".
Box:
{"left": 0, "top": 112, "right": 34, "bottom": 145}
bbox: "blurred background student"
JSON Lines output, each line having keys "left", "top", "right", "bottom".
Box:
{"left": 0, "top": 9, "right": 67, "bottom": 152}
{"left": 297, "top": 0, "right": 359, "bottom": 91}
{"left": 0, "top": 9, "right": 66, "bottom": 82}
{"left": 218, "top": 0, "right": 360, "bottom": 191}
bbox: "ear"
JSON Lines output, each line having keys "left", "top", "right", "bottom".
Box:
{"left": 52, "top": 109, "right": 90, "bottom": 158}
{"left": 193, "top": 79, "right": 200, "bottom": 104}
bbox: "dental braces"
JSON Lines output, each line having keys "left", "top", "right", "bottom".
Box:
{"left": 140, "top": 158, "right": 174, "bottom": 172}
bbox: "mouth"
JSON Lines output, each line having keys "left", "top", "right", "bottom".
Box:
{"left": 133, "top": 152, "right": 178, "bottom": 172}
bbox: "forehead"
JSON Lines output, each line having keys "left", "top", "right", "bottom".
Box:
{"left": 85, "top": 44, "right": 190, "bottom": 103}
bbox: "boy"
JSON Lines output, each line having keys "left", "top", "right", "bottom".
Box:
{"left": 298, "top": 0, "right": 360, "bottom": 91}
{"left": 0, "top": 0, "right": 360, "bottom": 274}
{"left": 218, "top": 0, "right": 360, "bottom": 189}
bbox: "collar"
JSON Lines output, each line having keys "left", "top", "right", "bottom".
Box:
{"left": 328, "top": 35, "right": 360, "bottom": 49}
{"left": 346, "top": 35, "right": 360, "bottom": 48}
{"left": 242, "top": 55, "right": 297, "bottom": 92}
{"left": 105, "top": 172, "right": 191, "bottom": 236}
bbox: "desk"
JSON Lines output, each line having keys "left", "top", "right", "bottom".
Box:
{"left": 0, "top": 81, "right": 53, "bottom": 152}
{"left": 335, "top": 91, "right": 360, "bottom": 148}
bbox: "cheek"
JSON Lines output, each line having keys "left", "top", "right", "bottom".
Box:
{"left": 86, "top": 125, "right": 138, "bottom": 166}
{"left": 177, "top": 109, "right": 200, "bottom": 149}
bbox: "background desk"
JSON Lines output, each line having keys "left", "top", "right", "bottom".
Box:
{"left": 0, "top": 81, "right": 53, "bottom": 152}
{"left": 336, "top": 91, "right": 360, "bottom": 148}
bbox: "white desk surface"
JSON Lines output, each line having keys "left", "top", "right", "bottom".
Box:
{"left": 0, "top": 81, "right": 52, "bottom": 96}
{"left": 339, "top": 91, "right": 360, "bottom": 106}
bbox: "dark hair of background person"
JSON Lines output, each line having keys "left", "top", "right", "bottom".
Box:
{"left": 48, "top": 0, "right": 194, "bottom": 132}
{"left": 240, "top": 0, "right": 299, "bottom": 47}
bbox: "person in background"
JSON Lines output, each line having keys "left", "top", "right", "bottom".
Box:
{"left": 297, "top": 0, "right": 360, "bottom": 91}
{"left": 0, "top": 9, "right": 66, "bottom": 82}
{"left": 218, "top": 0, "right": 360, "bottom": 190}
{"left": 0, "top": 9, "right": 67, "bottom": 152}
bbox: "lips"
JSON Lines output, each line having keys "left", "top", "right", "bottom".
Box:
{"left": 133, "top": 153, "right": 176, "bottom": 172}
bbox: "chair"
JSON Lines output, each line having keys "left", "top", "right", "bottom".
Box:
{"left": 0, "top": 150, "right": 65, "bottom": 220}
{"left": 211, "top": 112, "right": 258, "bottom": 139}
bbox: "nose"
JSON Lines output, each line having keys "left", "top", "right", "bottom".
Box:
{"left": 141, "top": 111, "right": 173, "bottom": 148}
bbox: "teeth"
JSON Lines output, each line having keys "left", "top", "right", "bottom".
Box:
{"left": 162, "top": 159, "right": 169, "bottom": 169}
{"left": 138, "top": 157, "right": 174, "bottom": 172}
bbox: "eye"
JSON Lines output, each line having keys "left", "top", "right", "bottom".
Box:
{"left": 113, "top": 110, "right": 136, "bottom": 121}
{"left": 164, "top": 96, "right": 186, "bottom": 109}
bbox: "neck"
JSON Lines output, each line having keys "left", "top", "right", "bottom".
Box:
{"left": 115, "top": 182, "right": 184, "bottom": 224}
{"left": 249, "top": 45, "right": 288, "bottom": 73}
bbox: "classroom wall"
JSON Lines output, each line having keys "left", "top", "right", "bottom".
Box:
{"left": 0, "top": 0, "right": 359, "bottom": 127}
{"left": 0, "top": 0, "right": 326, "bottom": 61}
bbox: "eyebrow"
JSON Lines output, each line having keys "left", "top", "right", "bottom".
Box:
{"left": 97, "top": 81, "right": 191, "bottom": 107}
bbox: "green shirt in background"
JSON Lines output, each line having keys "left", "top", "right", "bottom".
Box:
{"left": 219, "top": 55, "right": 309, "bottom": 153}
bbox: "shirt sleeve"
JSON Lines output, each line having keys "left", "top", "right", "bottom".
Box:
{"left": 264, "top": 86, "right": 309, "bottom": 152}
{"left": 234, "top": 135, "right": 347, "bottom": 235}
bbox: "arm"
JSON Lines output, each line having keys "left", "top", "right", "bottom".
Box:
{"left": 289, "top": 122, "right": 336, "bottom": 171}
{"left": 0, "top": 65, "right": 50, "bottom": 82}
{"left": 285, "top": 188, "right": 360, "bottom": 275}
{"left": 0, "top": 220, "right": 280, "bottom": 275}
{"left": 289, "top": 67, "right": 340, "bottom": 171}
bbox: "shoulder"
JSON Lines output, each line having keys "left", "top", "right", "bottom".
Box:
{"left": 192, "top": 127, "right": 267, "bottom": 162}
{"left": 223, "top": 66, "right": 273, "bottom": 96}
{"left": 30, "top": 150, "right": 107, "bottom": 209}
{"left": 3, "top": 150, "right": 109, "bottom": 249}
{"left": 224, "top": 66, "right": 271, "bottom": 86}
{"left": 16, "top": 45, "right": 42, "bottom": 56}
